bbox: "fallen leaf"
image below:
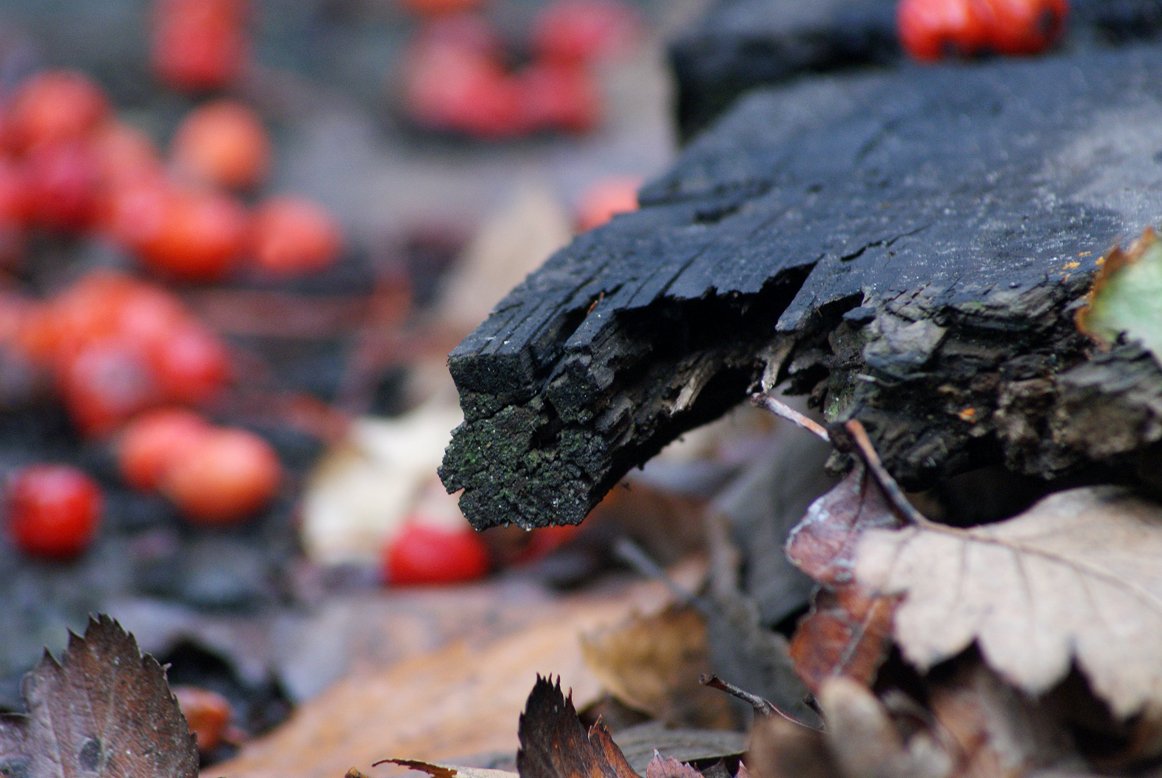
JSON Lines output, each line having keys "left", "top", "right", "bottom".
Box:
{"left": 300, "top": 405, "right": 464, "bottom": 565}
{"left": 923, "top": 658, "right": 1082, "bottom": 776}
{"left": 610, "top": 723, "right": 746, "bottom": 776}
{"left": 1077, "top": 227, "right": 1162, "bottom": 361}
{"left": 854, "top": 486, "right": 1162, "bottom": 720}
{"left": 787, "top": 587, "right": 895, "bottom": 695}
{"left": 744, "top": 714, "right": 835, "bottom": 778}
{"left": 379, "top": 758, "right": 517, "bottom": 777}
{"left": 581, "top": 605, "right": 734, "bottom": 729}
{"left": 644, "top": 751, "right": 703, "bottom": 777}
{"left": 205, "top": 565, "right": 702, "bottom": 778}
{"left": 784, "top": 463, "right": 902, "bottom": 693}
{"left": 516, "top": 676, "right": 637, "bottom": 778}
{"left": 0, "top": 615, "right": 198, "bottom": 777}
{"left": 817, "top": 677, "right": 951, "bottom": 778}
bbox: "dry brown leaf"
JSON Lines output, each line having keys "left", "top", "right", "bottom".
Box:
{"left": 817, "top": 678, "right": 951, "bottom": 778}
{"left": 787, "top": 587, "right": 895, "bottom": 695}
{"left": 644, "top": 752, "right": 703, "bottom": 777}
{"left": 581, "top": 604, "right": 734, "bottom": 729}
{"left": 378, "top": 758, "right": 517, "bottom": 777}
{"left": 204, "top": 566, "right": 702, "bottom": 778}
{"left": 0, "top": 615, "right": 198, "bottom": 777}
{"left": 745, "top": 714, "right": 835, "bottom": 778}
{"left": 516, "top": 676, "right": 637, "bottom": 778}
{"left": 924, "top": 659, "right": 1082, "bottom": 777}
{"left": 855, "top": 486, "right": 1162, "bottom": 720}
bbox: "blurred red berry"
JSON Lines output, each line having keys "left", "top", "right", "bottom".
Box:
{"left": 150, "top": 0, "right": 250, "bottom": 93}
{"left": 22, "top": 141, "right": 101, "bottom": 232}
{"left": 517, "top": 61, "right": 601, "bottom": 134}
{"left": 171, "top": 100, "right": 270, "bottom": 191}
{"left": 58, "top": 339, "right": 161, "bottom": 437}
{"left": 402, "top": 37, "right": 524, "bottom": 138}
{"left": 383, "top": 521, "right": 491, "bottom": 585}
{"left": 397, "top": 0, "right": 485, "bottom": 16}
{"left": 977, "top": 0, "right": 1068, "bottom": 54}
{"left": 6, "top": 70, "right": 109, "bottom": 152}
{"left": 575, "top": 175, "right": 640, "bottom": 231}
{"left": 6, "top": 463, "right": 102, "bottom": 559}
{"left": 531, "top": 0, "right": 639, "bottom": 65}
{"left": 136, "top": 189, "right": 249, "bottom": 281}
{"left": 898, "top": 0, "right": 988, "bottom": 60}
{"left": 248, "top": 196, "right": 342, "bottom": 276}
{"left": 118, "top": 408, "right": 210, "bottom": 491}
{"left": 172, "top": 686, "right": 234, "bottom": 753}
{"left": 162, "top": 427, "right": 281, "bottom": 524}
{"left": 146, "top": 322, "right": 231, "bottom": 405}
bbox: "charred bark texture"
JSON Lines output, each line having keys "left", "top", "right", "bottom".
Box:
{"left": 441, "top": 46, "right": 1162, "bottom": 529}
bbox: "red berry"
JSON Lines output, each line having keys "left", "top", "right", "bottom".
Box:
{"left": 975, "top": 0, "right": 1068, "bottom": 54}
{"left": 531, "top": 0, "right": 639, "bottom": 65}
{"left": 575, "top": 175, "right": 640, "bottom": 231}
{"left": 136, "top": 189, "right": 249, "bottom": 281}
{"left": 162, "top": 427, "right": 281, "bottom": 524}
{"left": 402, "top": 38, "right": 524, "bottom": 138}
{"left": 171, "top": 100, "right": 270, "bottom": 191}
{"left": 397, "top": 0, "right": 485, "bottom": 16}
{"left": 517, "top": 62, "right": 601, "bottom": 134}
{"left": 150, "top": 0, "right": 250, "bottom": 93}
{"left": 22, "top": 141, "right": 101, "bottom": 232}
{"left": 898, "top": 0, "right": 988, "bottom": 60}
{"left": 6, "top": 464, "right": 102, "bottom": 559}
{"left": 117, "top": 408, "right": 210, "bottom": 491}
{"left": 58, "top": 339, "right": 161, "bottom": 437}
{"left": 248, "top": 196, "right": 343, "bottom": 276}
{"left": 145, "top": 322, "right": 231, "bottom": 405}
{"left": 7, "top": 70, "right": 109, "bottom": 152}
{"left": 172, "top": 686, "right": 234, "bottom": 754}
{"left": 383, "top": 522, "right": 491, "bottom": 585}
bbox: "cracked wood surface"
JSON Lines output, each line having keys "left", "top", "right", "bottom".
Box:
{"left": 441, "top": 45, "right": 1162, "bottom": 529}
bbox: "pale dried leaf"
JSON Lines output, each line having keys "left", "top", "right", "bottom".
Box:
{"left": 644, "top": 752, "right": 702, "bottom": 777}
{"left": 301, "top": 405, "right": 463, "bottom": 564}
{"left": 855, "top": 486, "right": 1162, "bottom": 718}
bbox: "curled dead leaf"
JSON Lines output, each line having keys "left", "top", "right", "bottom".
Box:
{"left": 855, "top": 486, "right": 1162, "bottom": 721}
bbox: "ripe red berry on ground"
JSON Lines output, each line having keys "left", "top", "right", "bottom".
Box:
{"left": 248, "top": 196, "right": 343, "bottom": 276}
{"left": 162, "top": 427, "right": 282, "bottom": 524}
{"left": 150, "top": 0, "right": 250, "bottom": 93}
{"left": 117, "top": 408, "right": 211, "bottom": 491}
{"left": 6, "top": 464, "right": 102, "bottom": 559}
{"left": 898, "top": 0, "right": 1068, "bottom": 61}
{"left": 171, "top": 100, "right": 270, "bottom": 191}
{"left": 135, "top": 188, "right": 249, "bottom": 281}
{"left": 383, "top": 521, "right": 491, "bottom": 585}
{"left": 6, "top": 70, "right": 109, "bottom": 153}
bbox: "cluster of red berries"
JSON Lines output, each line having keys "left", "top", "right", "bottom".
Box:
{"left": 10, "top": 272, "right": 229, "bottom": 436}
{"left": 0, "top": 68, "right": 342, "bottom": 282}
{"left": 400, "top": 0, "right": 640, "bottom": 139}
{"left": 898, "top": 0, "right": 1069, "bottom": 61}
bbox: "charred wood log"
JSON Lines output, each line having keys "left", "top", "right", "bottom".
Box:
{"left": 441, "top": 45, "right": 1162, "bottom": 529}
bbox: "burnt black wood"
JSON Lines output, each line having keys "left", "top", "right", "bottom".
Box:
{"left": 441, "top": 45, "right": 1162, "bottom": 529}
{"left": 670, "top": 0, "right": 1162, "bottom": 138}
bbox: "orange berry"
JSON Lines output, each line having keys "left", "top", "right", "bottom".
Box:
{"left": 171, "top": 100, "right": 270, "bottom": 191}
{"left": 162, "top": 427, "right": 281, "bottom": 524}
{"left": 136, "top": 189, "right": 248, "bottom": 281}
{"left": 248, "top": 196, "right": 342, "bottom": 276}
{"left": 7, "top": 70, "right": 109, "bottom": 152}
{"left": 150, "top": 0, "right": 250, "bottom": 93}
{"left": 172, "top": 686, "right": 233, "bottom": 753}
{"left": 575, "top": 175, "right": 640, "bottom": 231}
{"left": 117, "top": 408, "right": 210, "bottom": 491}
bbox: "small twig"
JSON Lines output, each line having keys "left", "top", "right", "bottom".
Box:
{"left": 837, "top": 420, "right": 933, "bottom": 527}
{"left": 611, "top": 537, "right": 709, "bottom": 615}
{"left": 700, "top": 674, "right": 822, "bottom": 730}
{"left": 750, "top": 392, "right": 830, "bottom": 442}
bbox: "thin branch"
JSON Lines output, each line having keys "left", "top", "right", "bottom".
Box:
{"left": 750, "top": 392, "right": 830, "bottom": 442}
